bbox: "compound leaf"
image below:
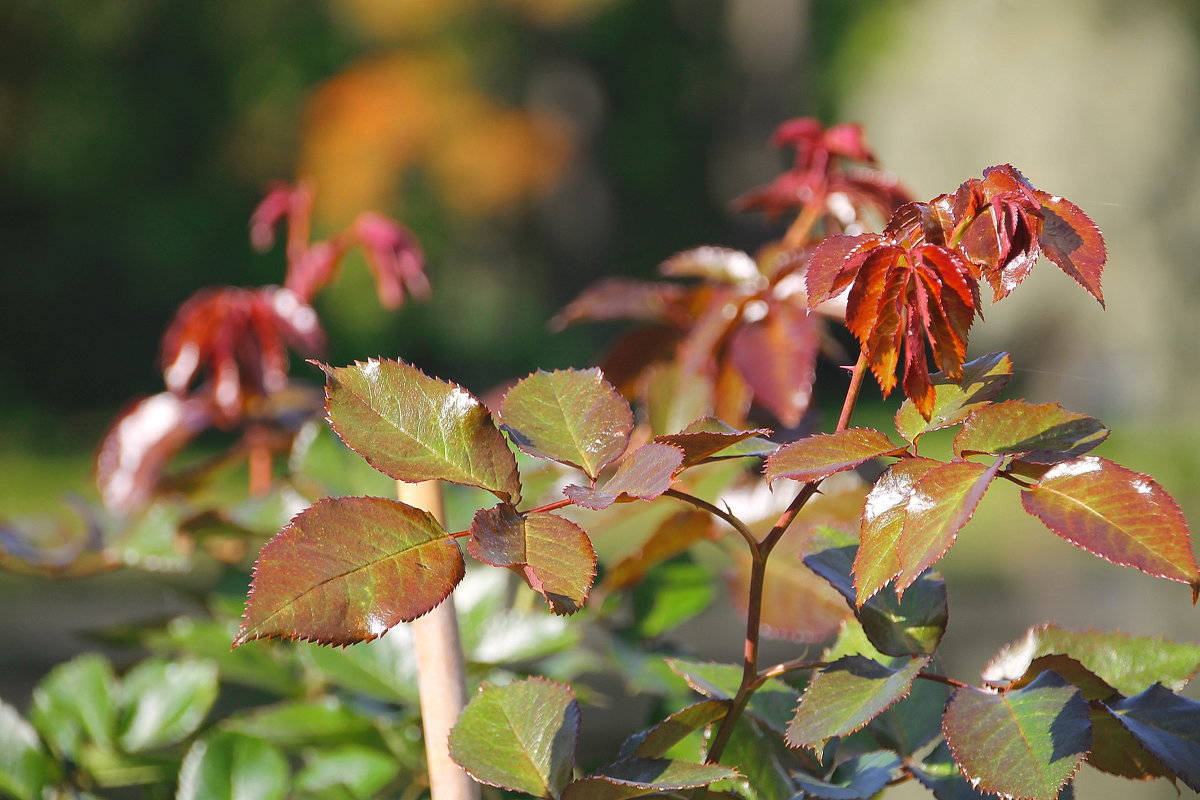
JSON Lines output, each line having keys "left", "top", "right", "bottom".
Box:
{"left": 954, "top": 401, "right": 1108, "bottom": 463}
{"left": 765, "top": 428, "right": 906, "bottom": 486}
{"left": 449, "top": 678, "right": 579, "bottom": 799}
{"left": 1021, "top": 456, "right": 1199, "bottom": 587}
{"left": 943, "top": 672, "right": 1091, "bottom": 800}
{"left": 321, "top": 358, "right": 521, "bottom": 502}
{"left": 1104, "top": 685, "right": 1200, "bottom": 789}
{"left": 500, "top": 368, "right": 633, "bottom": 480}
{"left": 235, "top": 496, "right": 464, "bottom": 646}
{"left": 894, "top": 352, "right": 1013, "bottom": 445}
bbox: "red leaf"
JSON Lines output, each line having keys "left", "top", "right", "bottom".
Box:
{"left": 550, "top": 279, "right": 689, "bottom": 331}
{"left": 653, "top": 417, "right": 774, "bottom": 467}
{"left": 728, "top": 299, "right": 819, "bottom": 428}
{"left": 564, "top": 443, "right": 685, "bottom": 510}
{"left": 660, "top": 246, "right": 761, "bottom": 285}
{"left": 1034, "top": 190, "right": 1106, "bottom": 306}
{"left": 351, "top": 212, "right": 430, "bottom": 309}
{"left": 804, "top": 234, "right": 887, "bottom": 307}
{"left": 235, "top": 496, "right": 465, "bottom": 646}
{"left": 765, "top": 428, "right": 906, "bottom": 485}
{"left": 1021, "top": 456, "right": 1200, "bottom": 586}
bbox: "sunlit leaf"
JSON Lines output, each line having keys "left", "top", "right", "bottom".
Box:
{"left": 619, "top": 700, "right": 728, "bottom": 759}
{"left": 654, "top": 417, "right": 774, "bottom": 467}
{"left": 765, "top": 428, "right": 906, "bottom": 485}
{"left": 118, "top": 659, "right": 219, "bottom": 752}
{"left": 177, "top": 731, "right": 289, "bottom": 800}
{"left": 449, "top": 678, "right": 579, "bottom": 798}
{"left": 564, "top": 443, "right": 684, "bottom": 510}
{"left": 894, "top": 351, "right": 1013, "bottom": 445}
{"left": 981, "top": 623, "right": 1200, "bottom": 698}
{"left": 954, "top": 401, "right": 1108, "bottom": 463}
{"left": 661, "top": 246, "right": 761, "bottom": 285}
{"left": 1104, "top": 685, "right": 1200, "bottom": 789}
{"left": 792, "top": 751, "right": 900, "bottom": 800}
{"left": 1021, "top": 456, "right": 1199, "bottom": 586}
{"left": 30, "top": 654, "right": 119, "bottom": 756}
{"left": 909, "top": 741, "right": 995, "bottom": 800}
{"left": 803, "top": 526, "right": 947, "bottom": 656}
{"left": 785, "top": 655, "right": 930, "bottom": 749}
{"left": 562, "top": 760, "right": 738, "bottom": 800}
{"left": 666, "top": 659, "right": 799, "bottom": 736}
{"left": 500, "top": 368, "right": 633, "bottom": 479}
{"left": 728, "top": 298, "right": 819, "bottom": 428}
{"left": 0, "top": 701, "right": 56, "bottom": 800}
{"left": 642, "top": 362, "right": 714, "bottom": 437}
{"left": 295, "top": 743, "right": 400, "bottom": 797}
{"left": 321, "top": 358, "right": 521, "bottom": 502}
{"left": 521, "top": 512, "right": 597, "bottom": 615}
{"left": 853, "top": 458, "right": 939, "bottom": 604}
{"left": 805, "top": 233, "right": 887, "bottom": 306}
{"left": 943, "top": 672, "right": 1091, "bottom": 800}
{"left": 235, "top": 496, "right": 465, "bottom": 646}
{"left": 1034, "top": 191, "right": 1105, "bottom": 307}
{"left": 1086, "top": 705, "right": 1169, "bottom": 781}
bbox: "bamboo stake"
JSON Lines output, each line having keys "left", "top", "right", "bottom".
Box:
{"left": 396, "top": 480, "right": 479, "bottom": 800}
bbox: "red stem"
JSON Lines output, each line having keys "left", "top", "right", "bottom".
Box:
{"left": 836, "top": 351, "right": 870, "bottom": 432}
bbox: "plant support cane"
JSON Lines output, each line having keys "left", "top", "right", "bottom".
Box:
{"left": 396, "top": 480, "right": 479, "bottom": 800}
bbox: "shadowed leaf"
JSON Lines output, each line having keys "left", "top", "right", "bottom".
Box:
{"left": 996, "top": 655, "right": 1118, "bottom": 701}
{"left": 728, "top": 298, "right": 819, "bottom": 428}
{"left": 1105, "top": 684, "right": 1200, "bottom": 791}
{"left": 654, "top": 417, "right": 774, "bottom": 467}
{"left": 954, "top": 401, "right": 1108, "bottom": 463}
{"left": 565, "top": 444, "right": 684, "bottom": 510}
{"left": 666, "top": 660, "right": 799, "bottom": 736}
{"left": 449, "top": 678, "right": 579, "bottom": 799}
{"left": 943, "top": 672, "right": 1091, "bottom": 800}
{"left": 853, "top": 458, "right": 940, "bottom": 604}
{"left": 321, "top": 358, "right": 521, "bottom": 502}
{"left": 500, "top": 368, "right": 633, "bottom": 479}
{"left": 712, "top": 716, "right": 794, "bottom": 800}
{"left": 894, "top": 351, "right": 1013, "bottom": 445}
{"left": 792, "top": 751, "right": 900, "bottom": 800}
{"left": 1086, "top": 705, "right": 1169, "bottom": 781}
{"left": 1021, "top": 456, "right": 1199, "bottom": 586}
{"left": 765, "top": 428, "right": 906, "bottom": 485}
{"left": 909, "top": 741, "right": 998, "bottom": 800}
{"left": 1034, "top": 191, "right": 1105, "bottom": 306}
{"left": 235, "top": 496, "right": 464, "bottom": 646}
{"left": 619, "top": 700, "right": 728, "bottom": 759}
{"left": 785, "top": 655, "right": 930, "bottom": 749}
{"left": 562, "top": 760, "right": 737, "bottom": 800}
{"left": 982, "top": 624, "right": 1200, "bottom": 697}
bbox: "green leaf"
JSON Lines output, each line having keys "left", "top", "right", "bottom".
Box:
{"left": 764, "top": 428, "right": 906, "bottom": 485}
{"left": 654, "top": 417, "right": 775, "bottom": 467}
{"left": 449, "top": 678, "right": 580, "bottom": 798}
{"left": 852, "top": 458, "right": 938, "bottom": 603}
{"left": 469, "top": 505, "right": 597, "bottom": 615}
{"left": 792, "top": 751, "right": 900, "bottom": 800}
{"left": 0, "top": 701, "right": 57, "bottom": 800}
{"left": 868, "top": 672, "right": 949, "bottom": 756}
{"left": 1104, "top": 685, "right": 1200, "bottom": 790}
{"left": 1021, "top": 456, "right": 1200, "bottom": 587}
{"left": 943, "top": 672, "right": 1091, "bottom": 800}
{"left": 500, "top": 368, "right": 633, "bottom": 480}
{"left": 176, "top": 731, "right": 289, "bottom": 800}
{"left": 118, "top": 659, "right": 218, "bottom": 752}
{"left": 785, "top": 655, "right": 930, "bottom": 749}
{"left": 954, "top": 400, "right": 1108, "bottom": 463}
{"left": 803, "top": 526, "right": 947, "bottom": 656}
{"left": 301, "top": 626, "right": 418, "bottom": 703}
{"left": 321, "top": 358, "right": 521, "bottom": 502}
{"left": 562, "top": 760, "right": 738, "bottom": 800}
{"left": 235, "top": 496, "right": 465, "bottom": 646}
{"left": 711, "top": 716, "right": 794, "bottom": 800}
{"left": 666, "top": 660, "right": 799, "bottom": 736}
{"left": 221, "top": 699, "right": 375, "bottom": 746}
{"left": 564, "top": 443, "right": 684, "bottom": 510}
{"left": 631, "top": 559, "right": 715, "bottom": 637}
{"left": 146, "top": 616, "right": 305, "bottom": 695}
{"left": 31, "top": 653, "right": 119, "bottom": 756}
{"left": 619, "top": 700, "right": 728, "bottom": 759}
{"left": 1086, "top": 705, "right": 1169, "bottom": 780}
{"left": 295, "top": 744, "right": 400, "bottom": 797}
{"left": 909, "top": 741, "right": 995, "bottom": 800}
{"left": 894, "top": 351, "right": 1013, "bottom": 445}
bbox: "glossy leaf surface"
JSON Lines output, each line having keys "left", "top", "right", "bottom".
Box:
{"left": 954, "top": 401, "right": 1108, "bottom": 463}
{"left": 30, "top": 654, "right": 119, "bottom": 756}
{"left": 728, "top": 298, "right": 819, "bottom": 428}
{"left": 564, "top": 443, "right": 684, "bottom": 510}
{"left": 1105, "top": 684, "right": 1200, "bottom": 790}
{"left": 943, "top": 672, "right": 1091, "bottom": 800}
{"left": 667, "top": 660, "right": 799, "bottom": 736}
{"left": 236, "top": 496, "right": 464, "bottom": 646}
{"left": 563, "top": 760, "right": 737, "bottom": 800}
{"left": 765, "top": 428, "right": 906, "bottom": 485}
{"left": 177, "top": 731, "right": 289, "bottom": 800}
{"left": 449, "top": 678, "right": 579, "bottom": 799}
{"left": 1034, "top": 190, "right": 1106, "bottom": 306}
{"left": 0, "top": 701, "right": 55, "bottom": 800}
{"left": 853, "top": 458, "right": 939, "bottom": 603}
{"left": 322, "top": 358, "right": 521, "bottom": 502}
{"left": 792, "top": 751, "right": 900, "bottom": 800}
{"left": 500, "top": 368, "right": 633, "bottom": 479}
{"left": 803, "top": 526, "right": 947, "bottom": 656}
{"left": 981, "top": 624, "right": 1200, "bottom": 697}
{"left": 118, "top": 659, "right": 219, "bottom": 753}
{"left": 1021, "top": 456, "right": 1199, "bottom": 586}
{"left": 785, "top": 655, "right": 930, "bottom": 749}
{"left": 654, "top": 417, "right": 774, "bottom": 467}
{"left": 894, "top": 351, "right": 1013, "bottom": 444}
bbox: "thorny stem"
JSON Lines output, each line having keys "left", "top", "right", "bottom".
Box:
{"left": 663, "top": 489, "right": 758, "bottom": 550}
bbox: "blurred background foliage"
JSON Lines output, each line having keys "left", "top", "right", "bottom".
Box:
{"left": 2, "top": 1, "right": 1200, "bottom": 795}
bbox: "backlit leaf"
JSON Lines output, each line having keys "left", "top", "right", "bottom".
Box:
{"left": 803, "top": 526, "right": 947, "bottom": 656}
{"left": 954, "top": 401, "right": 1108, "bottom": 463}
{"left": 785, "top": 655, "right": 930, "bottom": 750}
{"left": 943, "top": 672, "right": 1091, "bottom": 800}
{"left": 805, "top": 233, "right": 887, "bottom": 306}
{"left": 981, "top": 624, "right": 1200, "bottom": 697}
{"left": 792, "top": 751, "right": 900, "bottom": 800}
{"left": 894, "top": 351, "right": 1013, "bottom": 445}
{"left": 1021, "top": 456, "right": 1199, "bottom": 586}
{"left": 1104, "top": 685, "right": 1200, "bottom": 790}
{"left": 235, "top": 496, "right": 465, "bottom": 646}
{"left": 562, "top": 760, "right": 737, "bottom": 800}
{"left": 727, "top": 538, "right": 851, "bottom": 644}
{"left": 564, "top": 443, "right": 684, "bottom": 510}
{"left": 1034, "top": 191, "right": 1105, "bottom": 307}
{"left": 728, "top": 298, "right": 819, "bottom": 428}
{"left": 853, "top": 457, "right": 940, "bottom": 604}
{"left": 449, "top": 678, "right": 579, "bottom": 799}
{"left": 321, "top": 358, "right": 521, "bottom": 502}
{"left": 619, "top": 700, "right": 728, "bottom": 759}
{"left": 765, "top": 428, "right": 906, "bottom": 486}
{"left": 1086, "top": 705, "right": 1169, "bottom": 780}
{"left": 654, "top": 417, "right": 774, "bottom": 467}
{"left": 500, "top": 368, "right": 633, "bottom": 479}
{"left": 666, "top": 660, "right": 799, "bottom": 736}
{"left": 177, "top": 731, "right": 289, "bottom": 800}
